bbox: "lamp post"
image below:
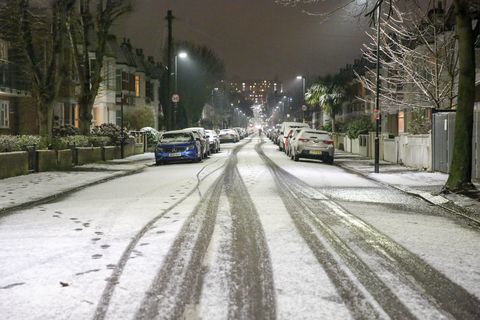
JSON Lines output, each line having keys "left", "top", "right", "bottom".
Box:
{"left": 297, "top": 75, "right": 306, "bottom": 122}
{"left": 173, "top": 51, "right": 188, "bottom": 130}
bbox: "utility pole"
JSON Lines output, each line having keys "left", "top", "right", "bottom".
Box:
{"left": 374, "top": 4, "right": 381, "bottom": 173}
{"left": 166, "top": 10, "right": 174, "bottom": 130}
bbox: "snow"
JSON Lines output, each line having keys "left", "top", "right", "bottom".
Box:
{"left": 1, "top": 139, "right": 479, "bottom": 319}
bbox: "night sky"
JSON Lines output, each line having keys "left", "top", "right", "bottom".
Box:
{"left": 115, "top": 0, "right": 373, "bottom": 82}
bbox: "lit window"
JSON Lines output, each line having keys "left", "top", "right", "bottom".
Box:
{"left": 0, "top": 100, "right": 9, "bottom": 128}
{"left": 398, "top": 111, "right": 405, "bottom": 133}
{"left": 135, "top": 75, "right": 141, "bottom": 97}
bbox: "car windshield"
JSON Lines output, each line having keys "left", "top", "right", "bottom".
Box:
{"left": 160, "top": 132, "right": 193, "bottom": 143}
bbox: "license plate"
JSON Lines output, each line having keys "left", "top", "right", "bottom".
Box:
{"left": 169, "top": 152, "right": 182, "bottom": 157}
{"left": 310, "top": 150, "right": 322, "bottom": 155}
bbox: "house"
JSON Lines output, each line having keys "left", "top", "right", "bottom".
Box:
{"left": 0, "top": 39, "right": 33, "bottom": 135}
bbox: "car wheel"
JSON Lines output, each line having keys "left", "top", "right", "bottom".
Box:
{"left": 294, "top": 154, "right": 300, "bottom": 162}
{"left": 155, "top": 160, "right": 163, "bottom": 166}
{"left": 324, "top": 156, "right": 334, "bottom": 164}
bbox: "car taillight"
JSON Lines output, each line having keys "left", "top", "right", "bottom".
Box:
{"left": 323, "top": 140, "right": 334, "bottom": 145}
{"left": 298, "top": 138, "right": 309, "bottom": 142}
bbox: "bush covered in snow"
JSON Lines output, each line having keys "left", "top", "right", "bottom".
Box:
{"left": 0, "top": 135, "right": 44, "bottom": 152}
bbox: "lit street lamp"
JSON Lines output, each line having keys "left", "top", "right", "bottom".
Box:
{"left": 173, "top": 51, "right": 188, "bottom": 129}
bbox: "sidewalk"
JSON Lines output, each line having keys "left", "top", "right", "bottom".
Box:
{"left": 335, "top": 151, "right": 480, "bottom": 224}
{"left": 0, "top": 153, "right": 155, "bottom": 215}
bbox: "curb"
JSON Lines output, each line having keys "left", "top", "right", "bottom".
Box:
{"left": 335, "top": 162, "right": 480, "bottom": 228}
{"left": 0, "top": 165, "right": 149, "bottom": 217}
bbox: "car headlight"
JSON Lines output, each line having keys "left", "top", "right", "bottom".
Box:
{"left": 186, "top": 145, "right": 195, "bottom": 151}
{"left": 156, "top": 147, "right": 164, "bottom": 152}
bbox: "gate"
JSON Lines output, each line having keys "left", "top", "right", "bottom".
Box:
{"left": 432, "top": 112, "right": 455, "bottom": 173}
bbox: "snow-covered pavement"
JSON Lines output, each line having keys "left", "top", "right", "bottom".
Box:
{"left": 1, "top": 137, "right": 479, "bottom": 319}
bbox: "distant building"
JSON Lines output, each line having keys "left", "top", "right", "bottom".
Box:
{"left": 227, "top": 79, "right": 282, "bottom": 105}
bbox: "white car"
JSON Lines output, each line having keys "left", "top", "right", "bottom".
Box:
{"left": 289, "top": 129, "right": 335, "bottom": 164}
{"left": 219, "top": 129, "right": 239, "bottom": 142}
{"left": 205, "top": 129, "right": 220, "bottom": 153}
{"left": 278, "top": 121, "right": 309, "bottom": 151}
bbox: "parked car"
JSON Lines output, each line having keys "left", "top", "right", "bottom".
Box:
{"left": 278, "top": 121, "right": 309, "bottom": 151}
{"left": 205, "top": 129, "right": 220, "bottom": 153}
{"left": 219, "top": 129, "right": 239, "bottom": 142}
{"left": 285, "top": 128, "right": 304, "bottom": 156}
{"left": 233, "top": 127, "right": 246, "bottom": 139}
{"left": 183, "top": 127, "right": 209, "bottom": 158}
{"left": 155, "top": 130, "right": 202, "bottom": 164}
{"left": 288, "top": 129, "right": 335, "bottom": 164}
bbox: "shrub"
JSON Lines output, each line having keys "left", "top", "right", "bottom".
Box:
{"left": 0, "top": 135, "right": 44, "bottom": 152}
{"left": 91, "top": 123, "right": 123, "bottom": 145}
{"left": 124, "top": 107, "right": 155, "bottom": 130}
{"left": 408, "top": 108, "right": 431, "bottom": 134}
{"left": 53, "top": 125, "right": 80, "bottom": 137}
{"left": 345, "top": 116, "right": 373, "bottom": 139}
{"left": 51, "top": 135, "right": 90, "bottom": 150}
{"left": 88, "top": 136, "right": 111, "bottom": 147}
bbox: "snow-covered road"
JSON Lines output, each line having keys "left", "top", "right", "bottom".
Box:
{"left": 1, "top": 136, "right": 479, "bottom": 319}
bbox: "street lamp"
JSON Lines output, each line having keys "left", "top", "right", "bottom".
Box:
{"left": 173, "top": 51, "right": 188, "bottom": 129}
{"left": 296, "top": 75, "right": 306, "bottom": 122}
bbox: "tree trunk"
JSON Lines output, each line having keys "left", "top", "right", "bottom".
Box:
{"left": 37, "top": 101, "right": 54, "bottom": 145}
{"left": 78, "top": 98, "right": 93, "bottom": 135}
{"left": 445, "top": 1, "right": 476, "bottom": 191}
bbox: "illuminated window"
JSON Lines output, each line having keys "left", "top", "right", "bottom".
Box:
{"left": 0, "top": 100, "right": 9, "bottom": 128}
{"left": 398, "top": 111, "right": 405, "bottom": 133}
{"left": 135, "top": 75, "right": 140, "bottom": 97}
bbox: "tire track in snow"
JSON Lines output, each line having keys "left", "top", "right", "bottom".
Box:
{"left": 223, "top": 148, "right": 276, "bottom": 320}
{"left": 134, "top": 172, "right": 224, "bottom": 319}
{"left": 92, "top": 150, "right": 231, "bottom": 320}
{"left": 257, "top": 140, "right": 480, "bottom": 319}
{"left": 133, "top": 138, "right": 275, "bottom": 319}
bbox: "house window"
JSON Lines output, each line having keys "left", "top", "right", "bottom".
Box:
{"left": 0, "top": 100, "right": 9, "bottom": 128}
{"left": 398, "top": 111, "right": 405, "bottom": 134}
{"left": 116, "top": 69, "right": 122, "bottom": 91}
{"left": 135, "top": 75, "right": 140, "bottom": 97}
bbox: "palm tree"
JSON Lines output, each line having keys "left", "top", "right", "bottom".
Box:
{"left": 305, "top": 81, "right": 345, "bottom": 133}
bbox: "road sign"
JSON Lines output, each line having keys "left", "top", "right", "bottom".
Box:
{"left": 172, "top": 94, "right": 180, "bottom": 103}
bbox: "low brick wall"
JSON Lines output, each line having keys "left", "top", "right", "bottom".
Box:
{"left": 36, "top": 150, "right": 57, "bottom": 172}
{"left": 76, "top": 147, "right": 102, "bottom": 165}
{"left": 0, "top": 151, "right": 29, "bottom": 179}
{"left": 123, "top": 144, "right": 135, "bottom": 158}
{"left": 57, "top": 149, "right": 73, "bottom": 170}
{"left": 134, "top": 143, "right": 144, "bottom": 155}
{"left": 103, "top": 146, "right": 116, "bottom": 161}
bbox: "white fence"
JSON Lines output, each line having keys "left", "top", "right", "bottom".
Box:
{"left": 338, "top": 132, "right": 432, "bottom": 171}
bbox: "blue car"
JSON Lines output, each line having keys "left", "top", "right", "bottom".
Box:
{"left": 155, "top": 130, "right": 203, "bottom": 165}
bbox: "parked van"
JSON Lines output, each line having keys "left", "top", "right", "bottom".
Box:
{"left": 279, "top": 122, "right": 309, "bottom": 151}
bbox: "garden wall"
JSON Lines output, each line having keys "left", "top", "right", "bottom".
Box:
{"left": 0, "top": 151, "right": 29, "bottom": 179}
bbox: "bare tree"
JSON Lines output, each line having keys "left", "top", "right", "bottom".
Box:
{"left": 357, "top": 3, "right": 458, "bottom": 114}
{"left": 65, "top": 0, "right": 130, "bottom": 135}
{"left": 0, "top": 0, "right": 74, "bottom": 143}
{"left": 277, "top": 0, "right": 479, "bottom": 192}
